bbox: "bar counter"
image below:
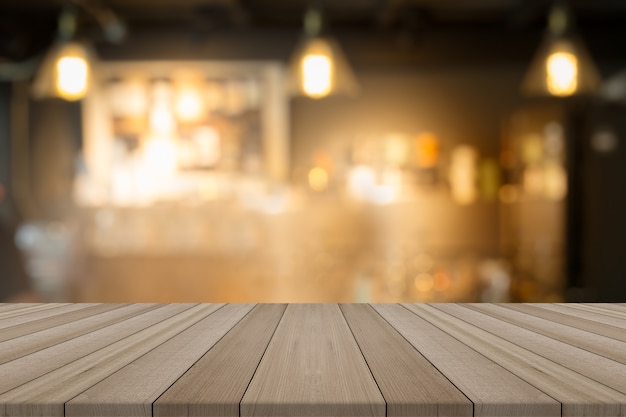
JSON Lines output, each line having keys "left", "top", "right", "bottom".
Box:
{"left": 0, "top": 303, "right": 624, "bottom": 417}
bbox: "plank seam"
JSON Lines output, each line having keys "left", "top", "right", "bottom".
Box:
{"left": 371, "top": 303, "right": 477, "bottom": 417}
{"left": 499, "top": 304, "right": 626, "bottom": 341}
{"left": 403, "top": 303, "right": 570, "bottom": 415}
{"left": 0, "top": 304, "right": 152, "bottom": 362}
{"left": 467, "top": 304, "right": 626, "bottom": 365}
{"left": 0, "top": 304, "right": 193, "bottom": 398}
{"left": 147, "top": 303, "right": 258, "bottom": 417}
{"left": 427, "top": 303, "right": 625, "bottom": 398}
{"left": 532, "top": 304, "right": 626, "bottom": 330}
{"left": 238, "top": 303, "right": 288, "bottom": 417}
{"left": 60, "top": 303, "right": 214, "bottom": 416}
{"left": 338, "top": 304, "right": 387, "bottom": 417}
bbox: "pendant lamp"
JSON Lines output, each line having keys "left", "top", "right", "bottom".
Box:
{"left": 288, "top": 5, "right": 359, "bottom": 99}
{"left": 521, "top": 2, "right": 601, "bottom": 97}
{"left": 32, "top": 7, "right": 96, "bottom": 101}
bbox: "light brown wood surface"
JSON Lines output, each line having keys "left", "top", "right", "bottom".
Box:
{"left": 339, "top": 304, "right": 472, "bottom": 416}
{"left": 405, "top": 304, "right": 626, "bottom": 417}
{"left": 155, "top": 304, "right": 287, "bottom": 417}
{"left": 0, "top": 303, "right": 127, "bottom": 343}
{"left": 66, "top": 304, "right": 253, "bottom": 417}
{"left": 240, "top": 304, "right": 386, "bottom": 417}
{"left": 375, "top": 304, "right": 560, "bottom": 417}
{"left": 0, "top": 303, "right": 624, "bottom": 417}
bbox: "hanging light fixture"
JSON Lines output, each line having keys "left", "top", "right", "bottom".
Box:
{"left": 32, "top": 7, "right": 96, "bottom": 101}
{"left": 288, "top": 4, "right": 359, "bottom": 99}
{"left": 521, "top": 1, "right": 601, "bottom": 97}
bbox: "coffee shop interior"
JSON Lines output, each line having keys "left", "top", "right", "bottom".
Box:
{"left": 1, "top": 0, "right": 625, "bottom": 303}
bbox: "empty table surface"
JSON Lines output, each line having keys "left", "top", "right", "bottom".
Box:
{"left": 0, "top": 303, "right": 625, "bottom": 417}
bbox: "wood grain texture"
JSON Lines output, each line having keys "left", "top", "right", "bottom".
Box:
{"left": 565, "top": 303, "right": 626, "bottom": 319}
{"left": 0, "top": 303, "right": 157, "bottom": 364}
{"left": 465, "top": 303, "right": 626, "bottom": 364}
{"left": 431, "top": 304, "right": 626, "bottom": 394}
{"left": 340, "top": 304, "right": 472, "bottom": 417}
{"left": 406, "top": 304, "right": 626, "bottom": 417}
{"left": 0, "top": 303, "right": 624, "bottom": 417}
{"left": 535, "top": 304, "right": 626, "bottom": 329}
{"left": 0, "top": 303, "right": 69, "bottom": 320}
{"left": 0, "top": 304, "right": 194, "bottom": 395}
{"left": 586, "top": 303, "right": 626, "bottom": 314}
{"left": 67, "top": 304, "right": 254, "bottom": 417}
{"left": 155, "top": 304, "right": 287, "bottom": 417}
{"left": 375, "top": 304, "right": 560, "bottom": 417}
{"left": 0, "top": 304, "right": 95, "bottom": 330}
{"left": 0, "top": 304, "right": 37, "bottom": 314}
{"left": 241, "top": 304, "right": 386, "bottom": 417}
{"left": 502, "top": 303, "right": 626, "bottom": 343}
{"left": 0, "top": 304, "right": 125, "bottom": 343}
{"left": 0, "top": 304, "right": 223, "bottom": 417}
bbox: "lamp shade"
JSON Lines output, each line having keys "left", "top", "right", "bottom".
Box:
{"left": 521, "top": 2, "right": 601, "bottom": 98}
{"left": 32, "top": 41, "right": 96, "bottom": 101}
{"left": 521, "top": 33, "right": 601, "bottom": 97}
{"left": 288, "top": 34, "right": 359, "bottom": 99}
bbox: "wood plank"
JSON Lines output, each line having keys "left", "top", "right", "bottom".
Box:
{"left": 66, "top": 304, "right": 254, "bottom": 417}
{"left": 0, "top": 303, "right": 158, "bottom": 364}
{"left": 340, "top": 304, "right": 472, "bottom": 417}
{"left": 155, "top": 304, "right": 286, "bottom": 417}
{"left": 374, "top": 304, "right": 560, "bottom": 417}
{"left": 569, "top": 303, "right": 626, "bottom": 319}
{"left": 404, "top": 304, "right": 626, "bottom": 417}
{"left": 0, "top": 303, "right": 195, "bottom": 395}
{"left": 536, "top": 303, "right": 626, "bottom": 328}
{"left": 0, "top": 304, "right": 224, "bottom": 417}
{"left": 0, "top": 304, "right": 106, "bottom": 334}
{"left": 0, "top": 303, "right": 126, "bottom": 344}
{"left": 0, "top": 303, "right": 69, "bottom": 320}
{"left": 0, "top": 303, "right": 98, "bottom": 331}
{"left": 240, "top": 304, "right": 386, "bottom": 417}
{"left": 0, "top": 304, "right": 35, "bottom": 314}
{"left": 585, "top": 303, "right": 626, "bottom": 314}
{"left": 431, "top": 304, "right": 626, "bottom": 394}
{"left": 466, "top": 303, "right": 626, "bottom": 364}
{"left": 502, "top": 303, "right": 626, "bottom": 343}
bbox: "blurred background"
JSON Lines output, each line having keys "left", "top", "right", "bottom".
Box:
{"left": 0, "top": 0, "right": 625, "bottom": 303}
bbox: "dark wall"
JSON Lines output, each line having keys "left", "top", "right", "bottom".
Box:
{"left": 580, "top": 102, "right": 626, "bottom": 301}
{"left": 0, "top": 83, "right": 11, "bottom": 221}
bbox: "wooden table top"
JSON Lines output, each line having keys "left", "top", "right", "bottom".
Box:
{"left": 0, "top": 303, "right": 625, "bottom": 417}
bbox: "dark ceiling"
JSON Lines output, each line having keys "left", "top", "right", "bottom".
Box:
{"left": 2, "top": 0, "right": 626, "bottom": 67}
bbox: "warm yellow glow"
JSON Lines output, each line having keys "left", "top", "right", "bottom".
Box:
{"left": 143, "top": 137, "right": 178, "bottom": 178}
{"left": 56, "top": 56, "right": 89, "bottom": 101}
{"left": 175, "top": 88, "right": 205, "bottom": 122}
{"left": 449, "top": 145, "right": 478, "bottom": 205}
{"left": 546, "top": 52, "right": 578, "bottom": 96}
{"left": 149, "top": 103, "right": 176, "bottom": 135}
{"left": 308, "top": 167, "right": 328, "bottom": 191}
{"left": 415, "top": 133, "right": 440, "bottom": 168}
{"left": 301, "top": 54, "right": 333, "bottom": 98}
{"left": 433, "top": 272, "right": 451, "bottom": 292}
{"left": 543, "top": 162, "right": 567, "bottom": 200}
{"left": 347, "top": 165, "right": 376, "bottom": 199}
{"left": 414, "top": 273, "right": 434, "bottom": 293}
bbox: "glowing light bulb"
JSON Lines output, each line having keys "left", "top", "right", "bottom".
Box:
{"left": 546, "top": 52, "right": 578, "bottom": 96}
{"left": 56, "top": 56, "right": 89, "bottom": 100}
{"left": 308, "top": 167, "right": 328, "bottom": 191}
{"left": 301, "top": 53, "right": 333, "bottom": 98}
{"left": 175, "top": 88, "right": 205, "bottom": 122}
